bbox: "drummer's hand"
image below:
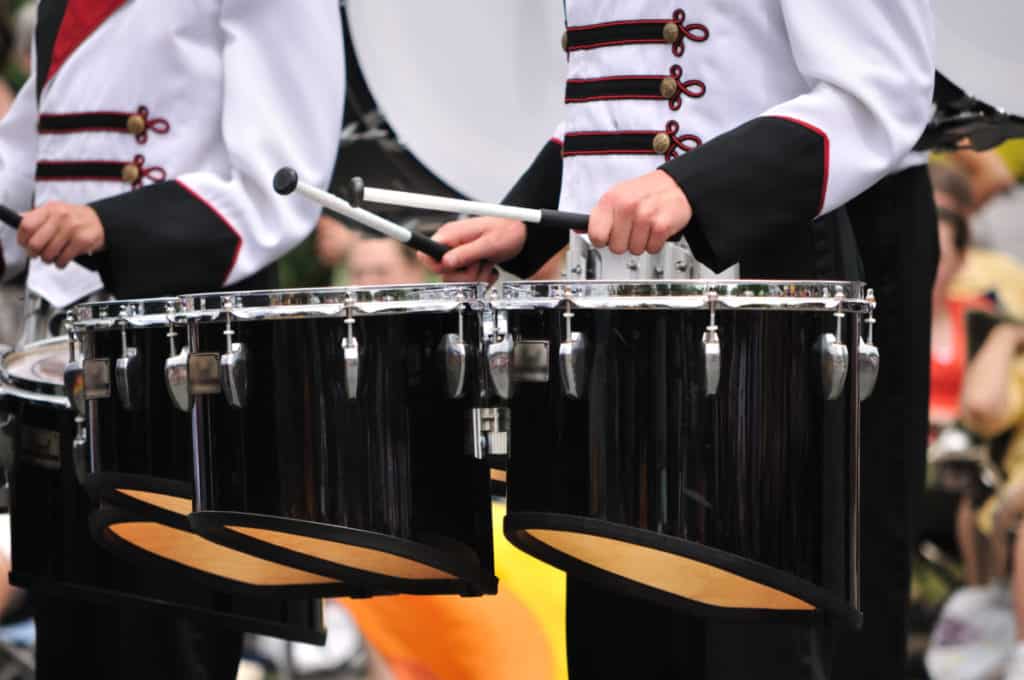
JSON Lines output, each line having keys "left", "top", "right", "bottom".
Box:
{"left": 418, "top": 217, "right": 526, "bottom": 282}
{"left": 18, "top": 201, "right": 105, "bottom": 268}
{"left": 589, "top": 170, "right": 693, "bottom": 255}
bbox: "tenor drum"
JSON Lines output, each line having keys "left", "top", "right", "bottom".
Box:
{"left": 2, "top": 338, "right": 329, "bottom": 642}
{"left": 185, "top": 284, "right": 497, "bottom": 596}
{"left": 68, "top": 299, "right": 351, "bottom": 598}
{"left": 493, "top": 280, "right": 874, "bottom": 628}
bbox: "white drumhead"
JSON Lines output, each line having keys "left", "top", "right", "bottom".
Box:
{"left": 935, "top": 0, "right": 1024, "bottom": 116}
{"left": 345, "top": 1, "right": 567, "bottom": 202}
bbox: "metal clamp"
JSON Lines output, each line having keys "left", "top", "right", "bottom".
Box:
{"left": 341, "top": 297, "right": 360, "bottom": 400}
{"left": 815, "top": 289, "right": 850, "bottom": 401}
{"left": 485, "top": 303, "right": 514, "bottom": 400}
{"left": 114, "top": 307, "right": 143, "bottom": 411}
{"left": 63, "top": 313, "right": 87, "bottom": 416}
{"left": 219, "top": 297, "right": 249, "bottom": 408}
{"left": 858, "top": 288, "right": 880, "bottom": 401}
{"left": 438, "top": 294, "right": 467, "bottom": 399}
{"left": 558, "top": 291, "right": 587, "bottom": 399}
{"left": 702, "top": 290, "right": 721, "bottom": 396}
{"left": 164, "top": 301, "right": 192, "bottom": 412}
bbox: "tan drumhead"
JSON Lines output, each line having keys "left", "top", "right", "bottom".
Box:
{"left": 524, "top": 529, "right": 816, "bottom": 612}
{"left": 106, "top": 521, "right": 339, "bottom": 587}
{"left": 227, "top": 526, "right": 459, "bottom": 582}
{"left": 115, "top": 489, "right": 193, "bottom": 516}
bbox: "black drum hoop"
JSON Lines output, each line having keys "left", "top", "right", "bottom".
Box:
{"left": 189, "top": 511, "right": 498, "bottom": 597}
{"left": 504, "top": 511, "right": 863, "bottom": 630}
{"left": 88, "top": 506, "right": 364, "bottom": 602}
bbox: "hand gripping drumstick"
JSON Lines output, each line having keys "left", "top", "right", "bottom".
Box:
{"left": 345, "top": 177, "right": 591, "bottom": 231}
{"left": 0, "top": 203, "right": 103, "bottom": 270}
{"left": 273, "top": 168, "right": 450, "bottom": 261}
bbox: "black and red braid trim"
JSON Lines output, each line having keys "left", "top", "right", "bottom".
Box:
{"left": 36, "top": 155, "right": 166, "bottom": 189}
{"left": 38, "top": 106, "right": 170, "bottom": 143}
{"left": 564, "top": 122, "right": 702, "bottom": 162}
{"left": 566, "top": 66, "right": 705, "bottom": 110}
{"left": 565, "top": 9, "right": 708, "bottom": 57}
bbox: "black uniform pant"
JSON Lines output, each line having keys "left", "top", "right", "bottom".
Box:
{"left": 565, "top": 165, "right": 937, "bottom": 679}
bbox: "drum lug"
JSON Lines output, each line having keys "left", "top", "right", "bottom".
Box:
{"left": 816, "top": 290, "right": 850, "bottom": 401}
{"left": 702, "top": 291, "right": 721, "bottom": 396}
{"left": 71, "top": 415, "right": 90, "bottom": 485}
{"left": 857, "top": 289, "right": 880, "bottom": 401}
{"left": 558, "top": 297, "right": 587, "bottom": 399}
{"left": 486, "top": 310, "right": 514, "bottom": 399}
{"left": 114, "top": 309, "right": 144, "bottom": 411}
{"left": 341, "top": 299, "right": 360, "bottom": 400}
{"left": 219, "top": 298, "right": 249, "bottom": 408}
{"left": 440, "top": 297, "right": 467, "bottom": 399}
{"left": 164, "top": 304, "right": 193, "bottom": 412}
{"left": 63, "top": 318, "right": 87, "bottom": 417}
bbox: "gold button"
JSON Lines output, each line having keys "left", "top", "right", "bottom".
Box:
{"left": 126, "top": 114, "right": 146, "bottom": 136}
{"left": 121, "top": 163, "right": 140, "bottom": 184}
{"left": 659, "top": 77, "right": 679, "bottom": 99}
{"left": 562, "top": 30, "right": 568, "bottom": 51}
{"left": 662, "top": 22, "right": 680, "bottom": 44}
{"left": 652, "top": 133, "right": 672, "bottom": 155}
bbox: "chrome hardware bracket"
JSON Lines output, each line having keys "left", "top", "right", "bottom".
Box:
{"left": 71, "top": 414, "right": 89, "bottom": 485}
{"left": 341, "top": 297, "right": 360, "bottom": 400}
{"left": 558, "top": 292, "right": 587, "bottom": 399}
{"left": 816, "top": 289, "right": 850, "bottom": 401}
{"left": 485, "top": 308, "right": 514, "bottom": 400}
{"left": 114, "top": 307, "right": 143, "bottom": 411}
{"left": 702, "top": 290, "right": 721, "bottom": 396}
{"left": 858, "top": 288, "right": 880, "bottom": 401}
{"left": 63, "top": 313, "right": 87, "bottom": 416}
{"left": 439, "top": 294, "right": 467, "bottom": 399}
{"left": 219, "top": 297, "right": 249, "bottom": 408}
{"left": 164, "top": 301, "right": 192, "bottom": 412}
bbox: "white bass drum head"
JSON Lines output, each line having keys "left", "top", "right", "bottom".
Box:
{"left": 346, "top": 1, "right": 568, "bottom": 202}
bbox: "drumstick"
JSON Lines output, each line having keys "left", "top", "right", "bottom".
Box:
{"left": 0, "top": 203, "right": 103, "bottom": 271}
{"left": 273, "top": 168, "right": 451, "bottom": 261}
{"left": 346, "top": 177, "right": 590, "bottom": 231}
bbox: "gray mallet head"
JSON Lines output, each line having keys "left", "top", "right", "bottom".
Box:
{"left": 273, "top": 167, "right": 299, "bottom": 195}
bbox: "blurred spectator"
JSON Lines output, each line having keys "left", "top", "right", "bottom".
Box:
{"left": 961, "top": 321, "right": 1024, "bottom": 677}
{"left": 344, "top": 235, "right": 429, "bottom": 286}
{"left": 315, "top": 212, "right": 359, "bottom": 271}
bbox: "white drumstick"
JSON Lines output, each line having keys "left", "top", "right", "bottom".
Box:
{"left": 273, "top": 168, "right": 450, "bottom": 261}
{"left": 347, "top": 177, "right": 590, "bottom": 231}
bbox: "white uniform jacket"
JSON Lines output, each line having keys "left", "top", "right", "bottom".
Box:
{"left": 502, "top": 0, "right": 934, "bottom": 277}
{"left": 0, "top": 0, "right": 344, "bottom": 306}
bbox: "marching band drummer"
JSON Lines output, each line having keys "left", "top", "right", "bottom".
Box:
{"left": 422, "top": 1, "right": 936, "bottom": 678}
{"left": 0, "top": 1, "right": 343, "bottom": 678}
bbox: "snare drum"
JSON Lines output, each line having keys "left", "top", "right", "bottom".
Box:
{"left": 2, "top": 338, "right": 329, "bottom": 642}
{"left": 184, "top": 284, "right": 497, "bottom": 596}
{"left": 492, "top": 280, "right": 877, "bottom": 628}
{"left": 69, "top": 299, "right": 354, "bottom": 598}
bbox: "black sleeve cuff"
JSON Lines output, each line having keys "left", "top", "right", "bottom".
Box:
{"left": 91, "top": 180, "right": 239, "bottom": 299}
{"left": 500, "top": 140, "right": 568, "bottom": 279}
{"left": 661, "top": 116, "right": 826, "bottom": 272}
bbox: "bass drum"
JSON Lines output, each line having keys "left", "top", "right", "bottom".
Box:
{"left": 340, "top": 1, "right": 567, "bottom": 204}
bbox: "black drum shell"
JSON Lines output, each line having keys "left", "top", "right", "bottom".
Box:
{"left": 82, "top": 324, "right": 193, "bottom": 515}
{"left": 503, "top": 305, "right": 861, "bottom": 627}
{"left": 6, "top": 394, "right": 328, "bottom": 643}
{"left": 188, "top": 310, "right": 497, "bottom": 596}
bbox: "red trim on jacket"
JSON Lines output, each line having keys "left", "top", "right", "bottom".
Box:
{"left": 174, "top": 179, "right": 243, "bottom": 285}
{"left": 772, "top": 116, "right": 830, "bottom": 215}
{"left": 46, "top": 0, "right": 125, "bottom": 85}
